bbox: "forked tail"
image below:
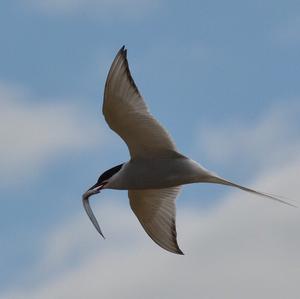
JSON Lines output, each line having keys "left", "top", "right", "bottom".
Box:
{"left": 207, "top": 176, "right": 297, "bottom": 207}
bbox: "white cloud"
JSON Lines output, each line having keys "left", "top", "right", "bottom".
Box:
{"left": 197, "top": 102, "right": 300, "bottom": 173}
{"left": 1, "top": 147, "right": 300, "bottom": 299}
{"left": 1, "top": 100, "right": 299, "bottom": 298}
{"left": 27, "top": 0, "right": 160, "bottom": 19}
{"left": 35, "top": 197, "right": 140, "bottom": 276}
{"left": 0, "top": 82, "right": 107, "bottom": 184}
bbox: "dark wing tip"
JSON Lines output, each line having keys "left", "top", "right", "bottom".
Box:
{"left": 119, "top": 45, "right": 126, "bottom": 56}
{"left": 173, "top": 240, "right": 184, "bottom": 255}
{"left": 171, "top": 218, "right": 184, "bottom": 255}
{"left": 117, "top": 46, "right": 140, "bottom": 96}
{"left": 108, "top": 46, "right": 139, "bottom": 95}
{"left": 115, "top": 45, "right": 126, "bottom": 59}
{"left": 120, "top": 46, "right": 128, "bottom": 61}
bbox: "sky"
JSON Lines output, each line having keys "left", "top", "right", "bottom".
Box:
{"left": 1, "top": 1, "right": 300, "bottom": 298}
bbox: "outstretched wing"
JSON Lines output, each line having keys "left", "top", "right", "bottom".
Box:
{"left": 103, "top": 46, "right": 177, "bottom": 158}
{"left": 128, "top": 186, "right": 183, "bottom": 255}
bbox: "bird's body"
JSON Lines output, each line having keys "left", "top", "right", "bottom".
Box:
{"left": 105, "top": 155, "right": 212, "bottom": 190}
{"left": 83, "top": 46, "right": 294, "bottom": 255}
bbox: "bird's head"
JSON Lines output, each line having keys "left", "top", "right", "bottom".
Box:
{"left": 84, "top": 163, "right": 124, "bottom": 197}
{"left": 82, "top": 163, "right": 124, "bottom": 238}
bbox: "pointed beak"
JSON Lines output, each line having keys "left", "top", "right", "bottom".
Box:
{"left": 82, "top": 182, "right": 106, "bottom": 239}
{"left": 84, "top": 182, "right": 106, "bottom": 197}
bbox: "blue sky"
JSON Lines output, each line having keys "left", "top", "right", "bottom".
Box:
{"left": 1, "top": 1, "right": 300, "bottom": 298}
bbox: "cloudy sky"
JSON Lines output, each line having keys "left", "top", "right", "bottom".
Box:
{"left": 1, "top": 1, "right": 300, "bottom": 298}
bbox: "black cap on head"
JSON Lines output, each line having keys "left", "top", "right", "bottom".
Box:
{"left": 88, "top": 163, "right": 123, "bottom": 191}
{"left": 97, "top": 163, "right": 123, "bottom": 184}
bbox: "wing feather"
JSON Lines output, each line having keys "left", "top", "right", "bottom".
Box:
{"left": 128, "top": 187, "right": 183, "bottom": 255}
{"left": 103, "top": 46, "right": 177, "bottom": 158}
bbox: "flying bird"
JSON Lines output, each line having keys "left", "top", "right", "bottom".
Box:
{"left": 82, "top": 46, "right": 294, "bottom": 255}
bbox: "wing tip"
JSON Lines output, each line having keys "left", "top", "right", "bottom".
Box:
{"left": 119, "top": 45, "right": 127, "bottom": 56}
{"left": 115, "top": 45, "right": 139, "bottom": 95}
{"left": 175, "top": 247, "right": 184, "bottom": 255}
{"left": 163, "top": 242, "right": 184, "bottom": 255}
{"left": 171, "top": 218, "right": 184, "bottom": 255}
{"left": 114, "top": 45, "right": 127, "bottom": 61}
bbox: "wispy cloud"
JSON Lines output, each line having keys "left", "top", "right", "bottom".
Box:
{"left": 1, "top": 153, "right": 300, "bottom": 299}
{"left": 1, "top": 100, "right": 300, "bottom": 298}
{"left": 0, "top": 82, "right": 107, "bottom": 185}
{"left": 27, "top": 0, "right": 160, "bottom": 19}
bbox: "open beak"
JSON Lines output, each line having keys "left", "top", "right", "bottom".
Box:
{"left": 82, "top": 183, "right": 106, "bottom": 239}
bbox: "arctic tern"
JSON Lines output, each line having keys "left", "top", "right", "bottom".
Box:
{"left": 83, "top": 46, "right": 294, "bottom": 254}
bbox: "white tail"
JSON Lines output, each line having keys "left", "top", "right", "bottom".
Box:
{"left": 207, "top": 175, "right": 297, "bottom": 208}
